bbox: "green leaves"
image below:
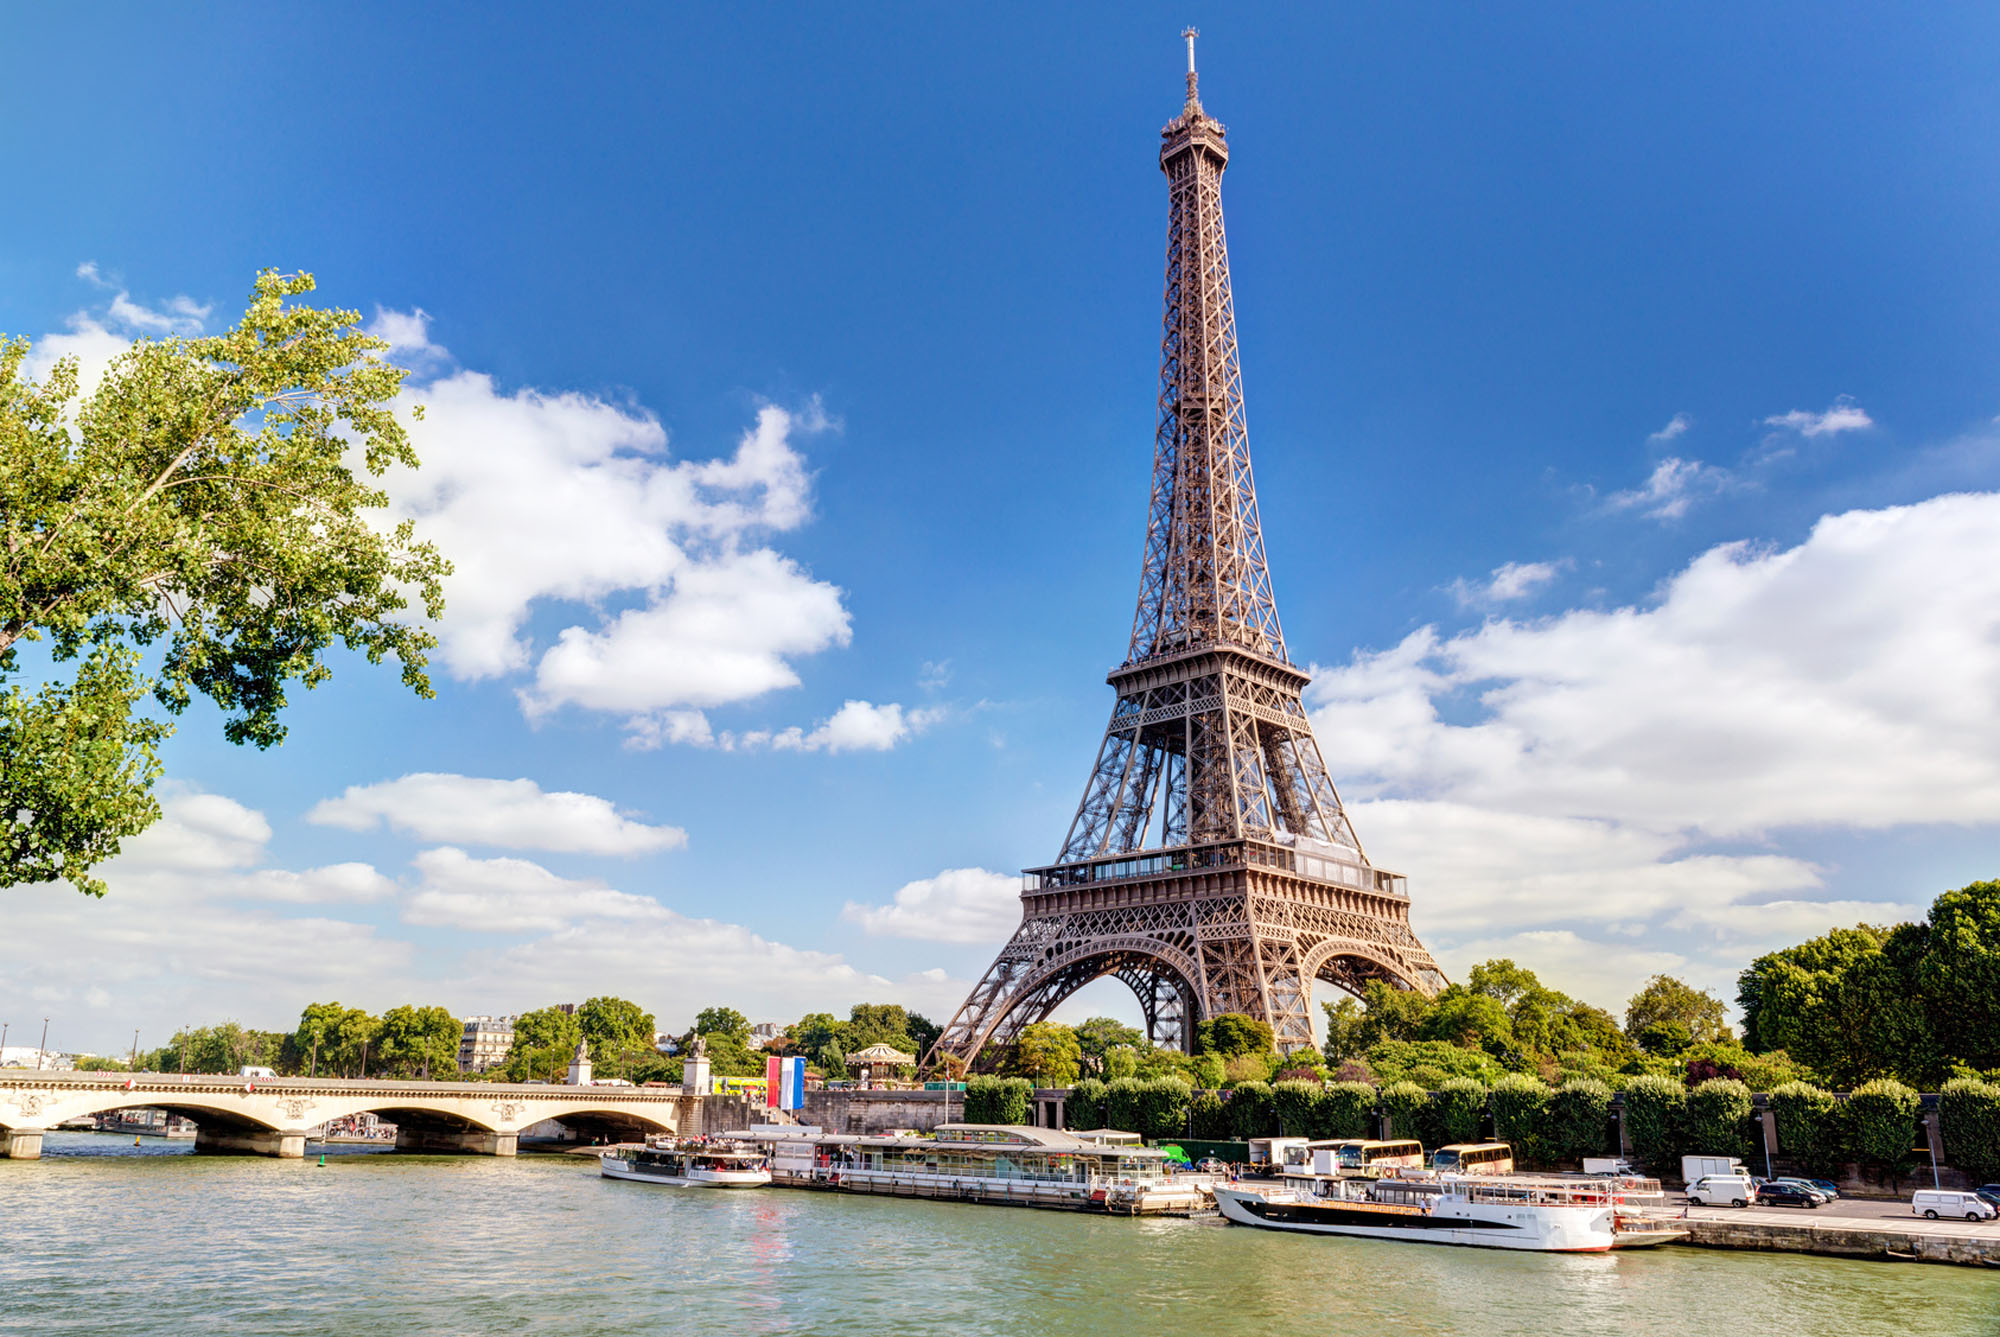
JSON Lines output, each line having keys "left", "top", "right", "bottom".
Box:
{"left": 1, "top": 271, "right": 448, "bottom": 896}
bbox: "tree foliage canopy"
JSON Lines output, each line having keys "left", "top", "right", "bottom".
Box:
{"left": 2, "top": 272, "right": 448, "bottom": 895}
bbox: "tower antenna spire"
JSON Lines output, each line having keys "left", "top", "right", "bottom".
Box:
{"left": 1181, "top": 26, "right": 1200, "bottom": 108}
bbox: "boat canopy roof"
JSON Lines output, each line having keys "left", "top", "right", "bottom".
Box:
{"left": 743, "top": 1122, "right": 1172, "bottom": 1160}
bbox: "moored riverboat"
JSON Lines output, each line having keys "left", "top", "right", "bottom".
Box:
{"left": 1215, "top": 1170, "right": 1687, "bottom": 1252}
{"left": 744, "top": 1123, "right": 1215, "bottom": 1215}
{"left": 599, "top": 1140, "right": 771, "bottom": 1188}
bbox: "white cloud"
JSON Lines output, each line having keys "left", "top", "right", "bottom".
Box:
{"left": 1449, "top": 560, "right": 1566, "bottom": 608}
{"left": 365, "top": 306, "right": 446, "bottom": 362}
{"left": 1604, "top": 456, "right": 1734, "bottom": 520}
{"left": 401, "top": 847, "right": 670, "bottom": 933}
{"left": 1648, "top": 412, "right": 1693, "bottom": 443}
{"left": 745, "top": 700, "right": 946, "bottom": 754}
{"left": 523, "top": 549, "right": 850, "bottom": 717}
{"left": 22, "top": 316, "right": 134, "bottom": 399}
{"left": 1316, "top": 492, "right": 2000, "bottom": 836}
{"left": 242, "top": 863, "right": 400, "bottom": 905}
{"left": 1763, "top": 397, "right": 1874, "bottom": 438}
{"left": 1309, "top": 490, "right": 2000, "bottom": 1007}
{"left": 116, "top": 788, "right": 272, "bottom": 872}
{"left": 843, "top": 867, "right": 1023, "bottom": 943}
{"left": 309, "top": 772, "right": 686, "bottom": 856}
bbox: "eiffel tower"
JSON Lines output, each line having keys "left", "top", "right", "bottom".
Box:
{"left": 930, "top": 34, "right": 1446, "bottom": 1067}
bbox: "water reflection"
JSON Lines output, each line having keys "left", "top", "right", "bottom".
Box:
{"left": 2, "top": 1133, "right": 1993, "bottom": 1337}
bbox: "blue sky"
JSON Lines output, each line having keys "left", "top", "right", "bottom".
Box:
{"left": 7, "top": 5, "right": 2000, "bottom": 1054}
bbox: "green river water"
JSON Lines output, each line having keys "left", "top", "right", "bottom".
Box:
{"left": 2, "top": 1133, "right": 1996, "bottom": 1336}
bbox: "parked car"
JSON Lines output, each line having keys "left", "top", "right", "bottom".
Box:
{"left": 1775, "top": 1176, "right": 1840, "bottom": 1200}
{"left": 1755, "top": 1182, "right": 1827, "bottom": 1209}
{"left": 1975, "top": 1184, "right": 2000, "bottom": 1208}
{"left": 1686, "top": 1174, "right": 1757, "bottom": 1207}
{"left": 1911, "top": 1189, "right": 1998, "bottom": 1222}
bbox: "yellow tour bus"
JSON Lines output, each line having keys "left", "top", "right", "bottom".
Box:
{"left": 1335, "top": 1139, "right": 1425, "bottom": 1176}
{"left": 1431, "top": 1142, "right": 1515, "bottom": 1175}
{"left": 710, "top": 1075, "right": 768, "bottom": 1100}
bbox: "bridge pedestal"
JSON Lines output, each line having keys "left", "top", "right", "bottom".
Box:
{"left": 395, "top": 1127, "right": 517, "bottom": 1156}
{"left": 194, "top": 1127, "right": 306, "bottom": 1158}
{"left": 1, "top": 1129, "right": 45, "bottom": 1159}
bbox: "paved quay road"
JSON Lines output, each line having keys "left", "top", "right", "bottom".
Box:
{"left": 3, "top": 1134, "right": 1997, "bottom": 1337}
{"left": 1675, "top": 1192, "right": 2000, "bottom": 1241}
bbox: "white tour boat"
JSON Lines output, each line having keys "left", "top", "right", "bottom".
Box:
{"left": 1214, "top": 1170, "right": 1686, "bottom": 1252}
{"left": 599, "top": 1140, "right": 772, "bottom": 1188}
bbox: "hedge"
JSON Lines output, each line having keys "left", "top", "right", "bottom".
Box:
{"left": 964, "top": 1075, "right": 1031, "bottom": 1126}
{"left": 1621, "top": 1074, "right": 1685, "bottom": 1169}
{"left": 1105, "top": 1078, "right": 1146, "bottom": 1134}
{"left": 1189, "top": 1090, "right": 1230, "bottom": 1139}
{"left": 1940, "top": 1078, "right": 2000, "bottom": 1182}
{"left": 1489, "top": 1074, "right": 1550, "bottom": 1164}
{"left": 1682, "top": 1078, "right": 1755, "bottom": 1163}
{"left": 1420, "top": 1078, "right": 1488, "bottom": 1148}
{"left": 1543, "top": 1078, "right": 1613, "bottom": 1163}
{"left": 1272, "top": 1080, "right": 1321, "bottom": 1136}
{"left": 1137, "top": 1078, "right": 1193, "bottom": 1141}
{"left": 1848, "top": 1078, "right": 1921, "bottom": 1178}
{"left": 1377, "top": 1081, "right": 1426, "bottom": 1140}
{"left": 1227, "top": 1081, "right": 1275, "bottom": 1140}
{"left": 1065, "top": 1078, "right": 1108, "bottom": 1131}
{"left": 1766, "top": 1081, "right": 1843, "bottom": 1174}
{"left": 1318, "top": 1081, "right": 1378, "bottom": 1139}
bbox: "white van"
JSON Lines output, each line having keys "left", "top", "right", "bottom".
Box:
{"left": 1686, "top": 1173, "right": 1756, "bottom": 1207}
{"left": 1912, "top": 1189, "right": 1997, "bottom": 1222}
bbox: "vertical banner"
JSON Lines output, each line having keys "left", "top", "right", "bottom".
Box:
{"left": 765, "top": 1055, "right": 781, "bottom": 1108}
{"left": 785, "top": 1056, "right": 805, "bottom": 1111}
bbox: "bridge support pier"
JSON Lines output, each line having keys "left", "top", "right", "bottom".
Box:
{"left": 194, "top": 1127, "right": 307, "bottom": 1158}
{"left": 1, "top": 1129, "right": 45, "bottom": 1159}
{"left": 395, "top": 1127, "right": 517, "bottom": 1156}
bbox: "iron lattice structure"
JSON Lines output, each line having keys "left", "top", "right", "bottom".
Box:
{"left": 930, "top": 39, "right": 1445, "bottom": 1067}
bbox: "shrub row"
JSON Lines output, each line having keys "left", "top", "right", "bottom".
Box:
{"left": 1049, "top": 1074, "right": 2000, "bottom": 1181}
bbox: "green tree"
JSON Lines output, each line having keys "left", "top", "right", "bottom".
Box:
{"left": 577, "top": 996, "right": 657, "bottom": 1079}
{"left": 1625, "top": 975, "right": 1733, "bottom": 1055}
{"left": 292, "top": 1002, "right": 378, "bottom": 1078}
{"left": 1738, "top": 923, "right": 1929, "bottom": 1087}
{"left": 1067, "top": 1078, "right": 1108, "bottom": 1130}
{"left": 1915, "top": 880, "right": 2000, "bottom": 1075}
{"left": 1196, "top": 1013, "right": 1275, "bottom": 1059}
{"left": 1, "top": 273, "right": 448, "bottom": 897}
{"left": 1355, "top": 980, "right": 1434, "bottom": 1049}
{"left": 964, "top": 1075, "right": 1031, "bottom": 1125}
{"left": 844, "top": 1003, "right": 917, "bottom": 1053}
{"left": 1013, "top": 1022, "right": 1082, "bottom": 1087}
{"left": 1320, "top": 997, "right": 1367, "bottom": 1065}
{"left": 1105, "top": 1077, "right": 1147, "bottom": 1133}
{"left": 1317, "top": 1082, "right": 1378, "bottom": 1139}
{"left": 374, "top": 1005, "right": 459, "bottom": 1079}
{"left": 694, "top": 1006, "right": 750, "bottom": 1041}
{"left": 1073, "top": 1016, "right": 1146, "bottom": 1076}
{"left": 1420, "top": 989, "right": 1515, "bottom": 1057}
{"left": 1272, "top": 1079, "right": 1322, "bottom": 1136}
{"left": 503, "top": 1005, "right": 583, "bottom": 1083}
{"left": 1137, "top": 1078, "right": 1193, "bottom": 1141}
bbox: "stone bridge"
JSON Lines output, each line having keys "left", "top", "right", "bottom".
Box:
{"left": 0, "top": 1071, "right": 698, "bottom": 1159}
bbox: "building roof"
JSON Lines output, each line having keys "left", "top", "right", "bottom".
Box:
{"left": 845, "top": 1043, "right": 916, "bottom": 1064}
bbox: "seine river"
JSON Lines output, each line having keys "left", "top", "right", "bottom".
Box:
{"left": 3, "top": 1134, "right": 1995, "bottom": 1336}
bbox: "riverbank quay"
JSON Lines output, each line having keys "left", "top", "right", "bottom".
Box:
{"left": 1673, "top": 1201, "right": 2000, "bottom": 1267}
